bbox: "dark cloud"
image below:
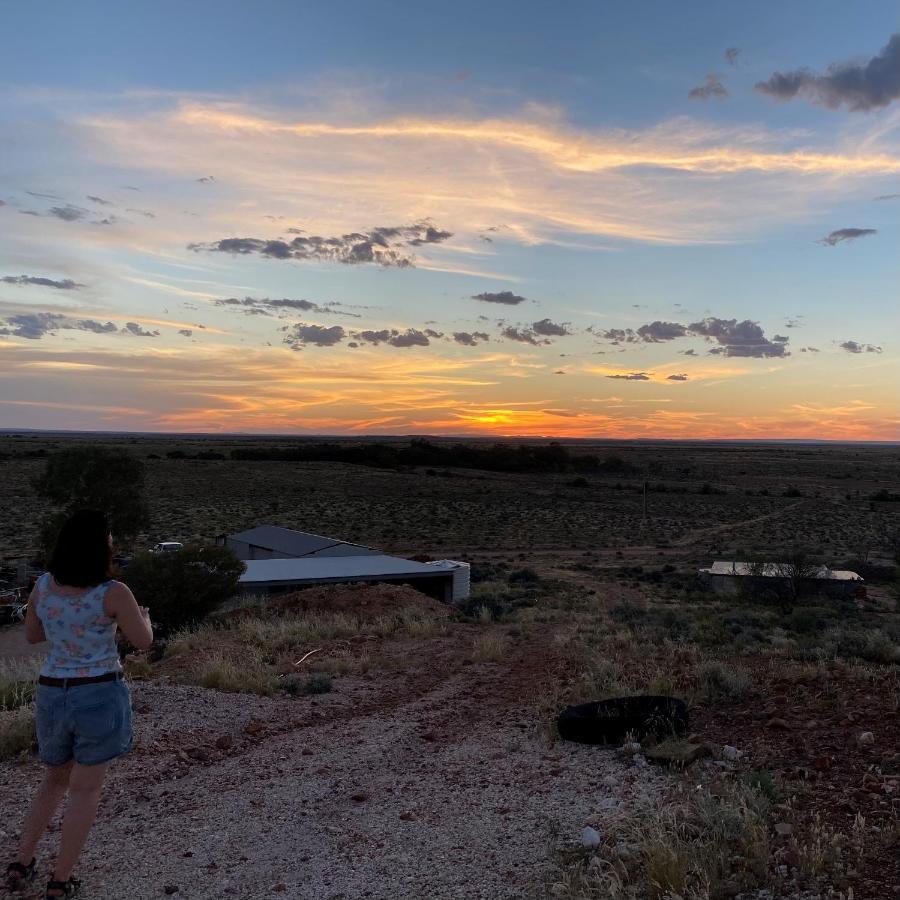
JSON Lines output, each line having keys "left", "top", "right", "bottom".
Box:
{"left": 354, "top": 329, "right": 393, "bottom": 344}
{"left": 0, "top": 312, "right": 116, "bottom": 340}
{"left": 688, "top": 317, "right": 789, "bottom": 357}
{"left": 215, "top": 296, "right": 360, "bottom": 318}
{"left": 755, "top": 33, "right": 900, "bottom": 111}
{"left": 196, "top": 176, "right": 216, "bottom": 183}
{"left": 680, "top": 348, "right": 698, "bottom": 356}
{"left": 47, "top": 205, "right": 88, "bottom": 222}
{"left": 26, "top": 191, "right": 62, "bottom": 200}
{"left": 122, "top": 322, "right": 160, "bottom": 337}
{"left": 388, "top": 329, "right": 430, "bottom": 348}
{"left": 818, "top": 227, "right": 877, "bottom": 246}
{"left": 126, "top": 208, "right": 156, "bottom": 218}
{"left": 606, "top": 372, "right": 652, "bottom": 381}
{"left": 500, "top": 326, "right": 547, "bottom": 346}
{"left": 178, "top": 329, "right": 193, "bottom": 337}
{"left": 424, "top": 328, "right": 444, "bottom": 338}
{"left": 78, "top": 320, "right": 119, "bottom": 334}
{"left": 190, "top": 222, "right": 451, "bottom": 268}
{"left": 1, "top": 275, "right": 83, "bottom": 290}
{"left": 666, "top": 373, "right": 689, "bottom": 381}
{"left": 351, "top": 328, "right": 432, "bottom": 348}
{"left": 86, "top": 195, "right": 113, "bottom": 206}
{"left": 452, "top": 331, "right": 490, "bottom": 346}
{"left": 689, "top": 74, "right": 729, "bottom": 100}
{"left": 531, "top": 318, "right": 571, "bottom": 337}
{"left": 283, "top": 323, "right": 346, "bottom": 349}
{"left": 636, "top": 321, "right": 688, "bottom": 342}
{"left": 839, "top": 340, "right": 882, "bottom": 354}
{"left": 471, "top": 290, "right": 527, "bottom": 305}
{"left": 873, "top": 193, "right": 900, "bottom": 201}
{"left": 407, "top": 226, "right": 453, "bottom": 246}
{"left": 541, "top": 409, "right": 581, "bottom": 417}
{"left": 725, "top": 47, "right": 741, "bottom": 66}
{"left": 595, "top": 327, "right": 639, "bottom": 344}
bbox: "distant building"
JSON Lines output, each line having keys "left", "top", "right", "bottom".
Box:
{"left": 218, "top": 524, "right": 470, "bottom": 603}
{"left": 699, "top": 560, "right": 864, "bottom": 599}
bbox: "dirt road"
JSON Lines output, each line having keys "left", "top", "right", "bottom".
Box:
{"left": 0, "top": 628, "right": 666, "bottom": 899}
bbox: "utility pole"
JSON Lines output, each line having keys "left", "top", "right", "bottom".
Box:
{"left": 642, "top": 480, "right": 648, "bottom": 523}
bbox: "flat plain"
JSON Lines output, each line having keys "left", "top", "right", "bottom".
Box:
{"left": 1, "top": 434, "right": 899, "bottom": 898}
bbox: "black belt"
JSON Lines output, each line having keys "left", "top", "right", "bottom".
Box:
{"left": 38, "top": 671, "right": 123, "bottom": 688}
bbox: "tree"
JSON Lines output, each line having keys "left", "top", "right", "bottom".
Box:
{"left": 32, "top": 446, "right": 150, "bottom": 557}
{"left": 772, "top": 549, "right": 820, "bottom": 604}
{"left": 123, "top": 544, "right": 245, "bottom": 634}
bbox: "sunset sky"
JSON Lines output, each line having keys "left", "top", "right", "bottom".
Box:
{"left": 1, "top": 1, "right": 898, "bottom": 439}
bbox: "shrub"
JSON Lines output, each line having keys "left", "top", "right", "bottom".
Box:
{"left": 508, "top": 567, "right": 540, "bottom": 585}
{"left": 304, "top": 673, "right": 333, "bottom": 694}
{"left": 698, "top": 661, "right": 752, "bottom": 701}
{"left": 0, "top": 708, "right": 35, "bottom": 760}
{"left": 743, "top": 769, "right": 779, "bottom": 802}
{"left": 124, "top": 544, "right": 244, "bottom": 634}
{"left": 825, "top": 627, "right": 900, "bottom": 664}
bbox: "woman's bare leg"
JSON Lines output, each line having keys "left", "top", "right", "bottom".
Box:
{"left": 16, "top": 762, "right": 73, "bottom": 866}
{"left": 52, "top": 761, "right": 110, "bottom": 882}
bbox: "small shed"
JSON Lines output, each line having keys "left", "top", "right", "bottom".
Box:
{"left": 699, "top": 560, "right": 863, "bottom": 599}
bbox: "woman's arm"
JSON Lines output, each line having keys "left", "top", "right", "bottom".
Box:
{"left": 24, "top": 585, "right": 47, "bottom": 644}
{"left": 105, "top": 582, "right": 154, "bottom": 650}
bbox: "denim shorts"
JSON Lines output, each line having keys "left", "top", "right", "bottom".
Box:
{"left": 35, "top": 679, "right": 133, "bottom": 766}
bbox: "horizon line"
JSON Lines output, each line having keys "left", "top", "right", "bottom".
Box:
{"left": 1, "top": 428, "right": 898, "bottom": 447}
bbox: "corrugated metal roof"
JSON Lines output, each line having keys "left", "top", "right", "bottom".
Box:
{"left": 705, "top": 561, "right": 861, "bottom": 581}
{"left": 239, "top": 554, "right": 453, "bottom": 584}
{"left": 228, "top": 525, "right": 375, "bottom": 558}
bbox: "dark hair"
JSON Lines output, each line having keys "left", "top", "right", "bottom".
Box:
{"left": 48, "top": 509, "right": 113, "bottom": 588}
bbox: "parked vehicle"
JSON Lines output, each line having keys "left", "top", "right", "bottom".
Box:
{"left": 150, "top": 542, "right": 184, "bottom": 554}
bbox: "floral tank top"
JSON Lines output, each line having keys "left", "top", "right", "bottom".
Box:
{"left": 35, "top": 573, "right": 122, "bottom": 678}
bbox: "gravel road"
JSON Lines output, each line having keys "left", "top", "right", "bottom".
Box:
{"left": 1, "top": 631, "right": 667, "bottom": 899}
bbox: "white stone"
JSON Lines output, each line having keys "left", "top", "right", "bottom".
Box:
{"left": 581, "top": 826, "right": 602, "bottom": 849}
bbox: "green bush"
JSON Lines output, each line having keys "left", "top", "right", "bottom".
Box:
{"left": 825, "top": 627, "right": 900, "bottom": 664}
{"left": 698, "top": 661, "right": 752, "bottom": 701}
{"left": 124, "top": 544, "right": 245, "bottom": 634}
{"left": 304, "top": 673, "right": 333, "bottom": 694}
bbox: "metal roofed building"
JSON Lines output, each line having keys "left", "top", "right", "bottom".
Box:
{"left": 699, "top": 560, "right": 863, "bottom": 599}
{"left": 239, "top": 555, "right": 465, "bottom": 602}
{"left": 217, "top": 525, "right": 381, "bottom": 561}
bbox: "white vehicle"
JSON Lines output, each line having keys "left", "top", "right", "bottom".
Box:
{"left": 151, "top": 541, "right": 184, "bottom": 554}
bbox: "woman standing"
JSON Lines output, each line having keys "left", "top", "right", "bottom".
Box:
{"left": 5, "top": 510, "right": 153, "bottom": 898}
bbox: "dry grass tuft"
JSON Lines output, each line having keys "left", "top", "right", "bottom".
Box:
{"left": 548, "top": 779, "right": 770, "bottom": 899}
{"left": 0, "top": 707, "right": 35, "bottom": 761}
{"left": 471, "top": 631, "right": 509, "bottom": 662}
{"left": 192, "top": 651, "right": 276, "bottom": 696}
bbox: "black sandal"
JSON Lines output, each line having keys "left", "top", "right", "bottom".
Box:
{"left": 46, "top": 876, "right": 81, "bottom": 898}
{"left": 5, "top": 858, "right": 36, "bottom": 890}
